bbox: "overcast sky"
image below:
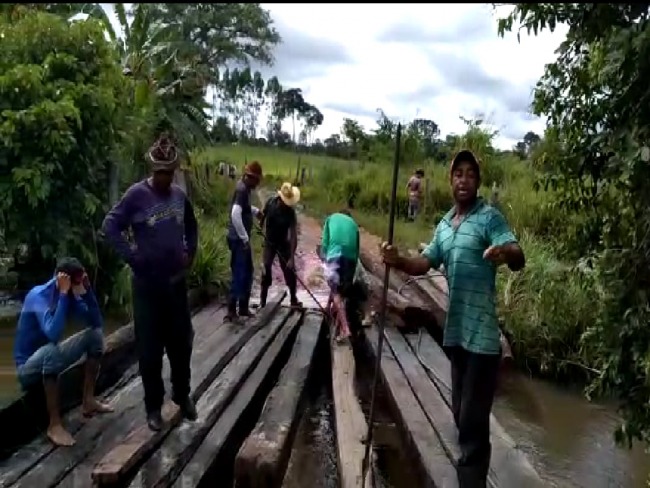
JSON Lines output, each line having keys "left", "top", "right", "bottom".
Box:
{"left": 99, "top": 3, "right": 568, "bottom": 150}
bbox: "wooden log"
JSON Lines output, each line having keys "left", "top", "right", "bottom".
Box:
{"left": 126, "top": 308, "right": 300, "bottom": 488}
{"left": 331, "top": 329, "right": 374, "bottom": 488}
{"left": 383, "top": 327, "right": 461, "bottom": 462}
{"left": 56, "top": 304, "right": 246, "bottom": 488}
{"left": 0, "top": 287, "right": 209, "bottom": 459}
{"left": 360, "top": 262, "right": 437, "bottom": 331}
{"left": 174, "top": 312, "right": 323, "bottom": 488}
{"left": 401, "top": 331, "right": 544, "bottom": 487}
{"left": 358, "top": 248, "right": 432, "bottom": 314}
{"left": 6, "top": 301, "right": 231, "bottom": 488}
{"left": 364, "top": 327, "right": 457, "bottom": 488}
{"left": 91, "top": 292, "right": 287, "bottom": 486}
{"left": 0, "top": 300, "right": 223, "bottom": 487}
{"left": 233, "top": 312, "right": 322, "bottom": 488}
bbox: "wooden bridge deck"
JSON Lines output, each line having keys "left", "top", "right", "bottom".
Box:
{"left": 0, "top": 285, "right": 544, "bottom": 488}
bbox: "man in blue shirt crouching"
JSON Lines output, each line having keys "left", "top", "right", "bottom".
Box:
{"left": 13, "top": 257, "right": 113, "bottom": 447}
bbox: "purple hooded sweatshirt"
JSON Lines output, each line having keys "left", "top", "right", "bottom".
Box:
{"left": 102, "top": 179, "right": 198, "bottom": 283}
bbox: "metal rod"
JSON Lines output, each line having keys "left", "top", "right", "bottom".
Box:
{"left": 361, "top": 123, "right": 402, "bottom": 484}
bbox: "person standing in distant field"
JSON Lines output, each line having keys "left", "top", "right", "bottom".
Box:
{"left": 320, "top": 209, "right": 360, "bottom": 342}
{"left": 406, "top": 169, "right": 425, "bottom": 221}
{"left": 259, "top": 182, "right": 303, "bottom": 309}
{"left": 226, "top": 161, "right": 263, "bottom": 322}
{"left": 102, "top": 134, "right": 199, "bottom": 432}
{"left": 380, "top": 150, "right": 525, "bottom": 487}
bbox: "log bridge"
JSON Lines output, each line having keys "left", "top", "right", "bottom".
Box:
{"left": 0, "top": 250, "right": 544, "bottom": 487}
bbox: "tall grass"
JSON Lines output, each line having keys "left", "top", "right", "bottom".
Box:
{"left": 195, "top": 144, "right": 361, "bottom": 181}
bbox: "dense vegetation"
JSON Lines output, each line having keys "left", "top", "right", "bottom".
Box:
{"left": 2, "top": 1, "right": 650, "bottom": 457}
{"left": 0, "top": 3, "right": 314, "bottom": 316}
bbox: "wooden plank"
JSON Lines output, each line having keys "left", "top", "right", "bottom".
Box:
{"left": 126, "top": 307, "right": 298, "bottom": 488}
{"left": 330, "top": 329, "right": 373, "bottom": 488}
{"left": 91, "top": 292, "right": 287, "bottom": 486}
{"left": 233, "top": 312, "right": 323, "bottom": 488}
{"left": 0, "top": 290, "right": 210, "bottom": 458}
{"left": 402, "top": 331, "right": 544, "bottom": 488}
{"left": 55, "top": 314, "right": 232, "bottom": 488}
{"left": 383, "top": 327, "right": 461, "bottom": 462}
{"left": 172, "top": 313, "right": 320, "bottom": 488}
{"left": 7, "top": 301, "right": 230, "bottom": 488}
{"left": 364, "top": 327, "right": 458, "bottom": 488}
{"left": 0, "top": 302, "right": 223, "bottom": 488}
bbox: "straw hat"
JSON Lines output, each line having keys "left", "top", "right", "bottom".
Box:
{"left": 277, "top": 182, "right": 301, "bottom": 207}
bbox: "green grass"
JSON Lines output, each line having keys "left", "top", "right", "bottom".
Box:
{"left": 194, "top": 144, "right": 362, "bottom": 181}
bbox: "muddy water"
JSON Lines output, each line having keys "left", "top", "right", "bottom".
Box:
{"left": 494, "top": 374, "right": 650, "bottom": 487}
{"left": 282, "top": 331, "right": 420, "bottom": 488}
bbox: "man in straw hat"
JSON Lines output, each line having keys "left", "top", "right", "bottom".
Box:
{"left": 102, "top": 134, "right": 199, "bottom": 432}
{"left": 380, "top": 149, "right": 525, "bottom": 487}
{"left": 225, "top": 160, "right": 263, "bottom": 322}
{"left": 258, "top": 182, "right": 303, "bottom": 309}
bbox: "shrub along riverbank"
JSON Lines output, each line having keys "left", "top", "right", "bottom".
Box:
{"left": 208, "top": 139, "right": 600, "bottom": 387}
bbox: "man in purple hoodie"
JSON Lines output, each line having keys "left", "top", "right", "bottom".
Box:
{"left": 102, "top": 135, "right": 199, "bottom": 432}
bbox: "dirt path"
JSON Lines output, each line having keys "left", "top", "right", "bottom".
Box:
{"left": 252, "top": 188, "right": 451, "bottom": 320}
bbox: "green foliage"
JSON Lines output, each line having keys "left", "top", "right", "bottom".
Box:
{"left": 0, "top": 3, "right": 283, "bottom": 314}
{"left": 0, "top": 11, "right": 124, "bottom": 268}
{"left": 496, "top": 233, "right": 599, "bottom": 380}
{"left": 498, "top": 3, "right": 650, "bottom": 449}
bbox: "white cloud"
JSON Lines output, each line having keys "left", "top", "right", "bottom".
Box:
{"left": 260, "top": 3, "right": 568, "bottom": 150}
{"left": 98, "top": 3, "right": 567, "bottom": 150}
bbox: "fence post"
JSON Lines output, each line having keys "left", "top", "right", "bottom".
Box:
{"left": 423, "top": 177, "right": 429, "bottom": 215}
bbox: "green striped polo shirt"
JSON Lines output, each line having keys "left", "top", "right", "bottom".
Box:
{"left": 422, "top": 198, "right": 517, "bottom": 355}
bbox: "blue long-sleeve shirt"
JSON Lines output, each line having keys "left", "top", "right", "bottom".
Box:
{"left": 101, "top": 179, "right": 198, "bottom": 282}
{"left": 13, "top": 278, "right": 103, "bottom": 367}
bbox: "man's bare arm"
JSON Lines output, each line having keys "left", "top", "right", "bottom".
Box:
{"left": 394, "top": 255, "right": 432, "bottom": 276}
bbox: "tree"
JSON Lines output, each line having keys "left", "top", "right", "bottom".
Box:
{"left": 409, "top": 118, "right": 440, "bottom": 157}
{"left": 275, "top": 88, "right": 307, "bottom": 143}
{"left": 303, "top": 105, "right": 324, "bottom": 146}
{"left": 498, "top": 3, "right": 650, "bottom": 449}
{"left": 0, "top": 10, "right": 127, "bottom": 285}
{"left": 523, "top": 130, "right": 541, "bottom": 150}
{"left": 147, "top": 4, "right": 280, "bottom": 79}
{"left": 342, "top": 118, "right": 366, "bottom": 158}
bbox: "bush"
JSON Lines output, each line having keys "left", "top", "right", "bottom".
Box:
{"left": 496, "top": 233, "right": 598, "bottom": 381}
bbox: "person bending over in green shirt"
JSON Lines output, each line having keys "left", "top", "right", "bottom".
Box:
{"left": 320, "top": 209, "right": 360, "bottom": 342}
{"left": 380, "top": 150, "right": 525, "bottom": 488}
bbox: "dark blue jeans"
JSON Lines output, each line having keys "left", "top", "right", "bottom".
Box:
{"left": 227, "top": 237, "right": 254, "bottom": 311}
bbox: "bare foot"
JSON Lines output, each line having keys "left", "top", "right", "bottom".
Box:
{"left": 47, "top": 424, "right": 76, "bottom": 447}
{"left": 82, "top": 398, "right": 114, "bottom": 417}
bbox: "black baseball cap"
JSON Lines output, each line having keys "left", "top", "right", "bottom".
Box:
{"left": 55, "top": 257, "right": 85, "bottom": 281}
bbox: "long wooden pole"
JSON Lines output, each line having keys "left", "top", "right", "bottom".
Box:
{"left": 361, "top": 123, "right": 402, "bottom": 484}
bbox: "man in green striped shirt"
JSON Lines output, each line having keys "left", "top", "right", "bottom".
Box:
{"left": 380, "top": 150, "right": 525, "bottom": 487}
